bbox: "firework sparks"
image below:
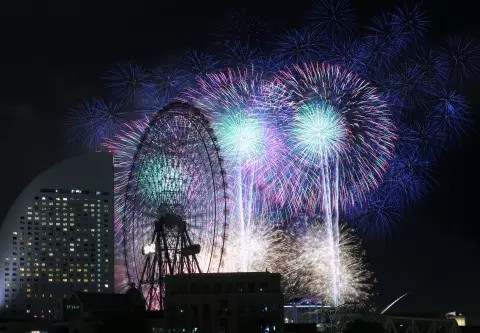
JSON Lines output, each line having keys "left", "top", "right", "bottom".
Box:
{"left": 281, "top": 221, "right": 373, "bottom": 305}
{"left": 267, "top": 61, "right": 395, "bottom": 304}
{"left": 183, "top": 68, "right": 289, "bottom": 271}
{"left": 64, "top": 98, "right": 127, "bottom": 150}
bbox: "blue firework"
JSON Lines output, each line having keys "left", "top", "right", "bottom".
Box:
{"left": 397, "top": 120, "right": 446, "bottom": 163}
{"left": 103, "top": 60, "right": 151, "bottom": 104}
{"left": 309, "top": 0, "right": 356, "bottom": 37}
{"left": 346, "top": 144, "right": 433, "bottom": 236}
{"left": 275, "top": 27, "right": 325, "bottom": 64}
{"left": 64, "top": 98, "right": 126, "bottom": 150}
{"left": 383, "top": 63, "right": 426, "bottom": 110}
{"left": 383, "top": 149, "right": 433, "bottom": 209}
{"left": 346, "top": 187, "right": 402, "bottom": 237}
{"left": 137, "top": 86, "right": 170, "bottom": 115}
{"left": 410, "top": 46, "right": 448, "bottom": 90}
{"left": 214, "top": 9, "right": 269, "bottom": 46}
{"left": 221, "top": 40, "right": 263, "bottom": 67}
{"left": 330, "top": 39, "right": 371, "bottom": 76}
{"left": 151, "top": 64, "right": 190, "bottom": 99}
{"left": 392, "top": 1, "right": 430, "bottom": 42}
{"left": 432, "top": 89, "right": 472, "bottom": 142}
{"left": 180, "top": 48, "right": 220, "bottom": 77}
{"left": 440, "top": 35, "right": 480, "bottom": 83}
{"left": 364, "top": 11, "right": 409, "bottom": 68}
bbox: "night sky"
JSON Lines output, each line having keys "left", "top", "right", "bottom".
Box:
{"left": 0, "top": 0, "right": 479, "bottom": 314}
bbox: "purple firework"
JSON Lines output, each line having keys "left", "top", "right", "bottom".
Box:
{"left": 269, "top": 61, "right": 397, "bottom": 210}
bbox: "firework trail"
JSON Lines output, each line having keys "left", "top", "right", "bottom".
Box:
{"left": 221, "top": 219, "right": 373, "bottom": 306}
{"left": 66, "top": 0, "right": 480, "bottom": 308}
{"left": 268, "top": 61, "right": 395, "bottom": 304}
{"left": 183, "top": 67, "right": 288, "bottom": 272}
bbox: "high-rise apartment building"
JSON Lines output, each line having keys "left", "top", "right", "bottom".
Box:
{"left": 0, "top": 152, "right": 114, "bottom": 319}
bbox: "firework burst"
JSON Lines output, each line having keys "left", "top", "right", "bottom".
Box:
{"left": 221, "top": 40, "right": 263, "bottom": 68}
{"left": 331, "top": 39, "right": 371, "bottom": 75}
{"left": 275, "top": 27, "right": 325, "bottom": 64}
{"left": 221, "top": 222, "right": 285, "bottom": 273}
{"left": 183, "top": 67, "right": 289, "bottom": 271}
{"left": 432, "top": 89, "right": 472, "bottom": 142}
{"left": 151, "top": 64, "right": 190, "bottom": 99}
{"left": 180, "top": 48, "right": 220, "bottom": 77}
{"left": 103, "top": 60, "right": 152, "bottom": 104}
{"left": 64, "top": 98, "right": 127, "bottom": 150}
{"left": 440, "top": 35, "right": 480, "bottom": 83}
{"left": 282, "top": 221, "right": 373, "bottom": 305}
{"left": 267, "top": 61, "right": 395, "bottom": 304}
{"left": 137, "top": 86, "right": 170, "bottom": 115}
{"left": 309, "top": 0, "right": 356, "bottom": 38}
{"left": 392, "top": 1, "right": 429, "bottom": 42}
{"left": 364, "top": 11, "right": 409, "bottom": 69}
{"left": 270, "top": 61, "right": 396, "bottom": 209}
{"left": 214, "top": 9, "right": 269, "bottom": 46}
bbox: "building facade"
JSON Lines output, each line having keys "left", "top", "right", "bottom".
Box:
{"left": 0, "top": 153, "right": 114, "bottom": 320}
{"left": 164, "top": 272, "right": 284, "bottom": 333}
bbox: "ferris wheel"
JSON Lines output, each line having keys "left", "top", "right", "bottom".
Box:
{"left": 121, "top": 102, "right": 228, "bottom": 309}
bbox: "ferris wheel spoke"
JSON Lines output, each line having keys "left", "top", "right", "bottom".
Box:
{"left": 119, "top": 102, "right": 228, "bottom": 310}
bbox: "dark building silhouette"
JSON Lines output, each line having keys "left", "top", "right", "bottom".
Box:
{"left": 164, "top": 272, "right": 284, "bottom": 333}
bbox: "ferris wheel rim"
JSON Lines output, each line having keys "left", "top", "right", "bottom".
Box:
{"left": 121, "top": 102, "right": 228, "bottom": 287}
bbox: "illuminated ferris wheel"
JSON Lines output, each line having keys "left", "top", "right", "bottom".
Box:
{"left": 122, "top": 102, "right": 228, "bottom": 309}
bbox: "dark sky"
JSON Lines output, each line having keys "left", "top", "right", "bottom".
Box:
{"left": 0, "top": 0, "right": 479, "bottom": 314}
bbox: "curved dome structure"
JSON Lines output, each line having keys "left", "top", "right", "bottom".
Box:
{"left": 0, "top": 152, "right": 114, "bottom": 319}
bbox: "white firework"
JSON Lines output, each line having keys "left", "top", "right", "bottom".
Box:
{"left": 281, "top": 221, "right": 373, "bottom": 305}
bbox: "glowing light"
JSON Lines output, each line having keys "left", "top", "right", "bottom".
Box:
{"left": 267, "top": 62, "right": 395, "bottom": 305}
{"left": 222, "top": 222, "right": 285, "bottom": 273}
{"left": 281, "top": 222, "right": 373, "bottom": 305}
{"left": 183, "top": 68, "right": 287, "bottom": 272}
{"left": 215, "top": 111, "right": 266, "bottom": 164}
{"left": 137, "top": 156, "right": 190, "bottom": 204}
{"left": 143, "top": 243, "right": 156, "bottom": 255}
{"left": 292, "top": 101, "right": 347, "bottom": 160}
